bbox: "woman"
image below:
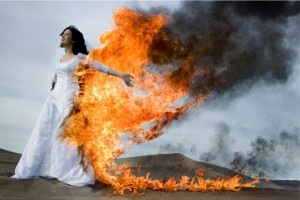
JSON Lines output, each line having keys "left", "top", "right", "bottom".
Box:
{"left": 12, "top": 25, "right": 134, "bottom": 186}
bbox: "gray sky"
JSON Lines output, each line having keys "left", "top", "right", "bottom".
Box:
{"left": 0, "top": 1, "right": 181, "bottom": 152}
{"left": 0, "top": 1, "right": 299, "bottom": 180}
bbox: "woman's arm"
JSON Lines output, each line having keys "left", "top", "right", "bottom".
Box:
{"left": 78, "top": 53, "right": 134, "bottom": 87}
{"left": 106, "top": 68, "right": 134, "bottom": 87}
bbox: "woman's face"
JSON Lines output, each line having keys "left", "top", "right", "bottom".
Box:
{"left": 60, "top": 29, "right": 73, "bottom": 47}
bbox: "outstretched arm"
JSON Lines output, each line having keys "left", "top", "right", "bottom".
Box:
{"left": 106, "top": 67, "right": 134, "bottom": 87}
{"left": 78, "top": 53, "right": 134, "bottom": 87}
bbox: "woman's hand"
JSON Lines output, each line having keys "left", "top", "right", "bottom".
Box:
{"left": 122, "top": 74, "right": 134, "bottom": 87}
{"left": 102, "top": 66, "right": 134, "bottom": 87}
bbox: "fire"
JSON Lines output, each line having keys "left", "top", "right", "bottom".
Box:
{"left": 110, "top": 167, "right": 259, "bottom": 195}
{"left": 61, "top": 7, "right": 259, "bottom": 194}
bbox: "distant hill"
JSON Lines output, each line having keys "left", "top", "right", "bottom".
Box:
{"left": 1, "top": 148, "right": 299, "bottom": 197}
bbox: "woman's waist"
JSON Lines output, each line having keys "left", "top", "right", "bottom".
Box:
{"left": 56, "top": 75, "right": 78, "bottom": 81}
{"left": 51, "top": 82, "right": 79, "bottom": 97}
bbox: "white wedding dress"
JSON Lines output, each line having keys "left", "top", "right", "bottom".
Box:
{"left": 12, "top": 55, "right": 96, "bottom": 186}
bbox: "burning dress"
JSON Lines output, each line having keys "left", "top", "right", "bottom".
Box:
{"left": 12, "top": 55, "right": 108, "bottom": 186}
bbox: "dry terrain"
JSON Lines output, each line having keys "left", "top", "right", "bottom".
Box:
{"left": 0, "top": 149, "right": 299, "bottom": 200}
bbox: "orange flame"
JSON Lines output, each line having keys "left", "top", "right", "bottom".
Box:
{"left": 61, "top": 7, "right": 259, "bottom": 194}
{"left": 110, "top": 167, "right": 260, "bottom": 195}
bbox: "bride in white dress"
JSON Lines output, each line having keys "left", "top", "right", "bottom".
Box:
{"left": 12, "top": 25, "right": 134, "bottom": 186}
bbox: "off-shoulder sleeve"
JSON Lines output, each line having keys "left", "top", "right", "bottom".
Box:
{"left": 77, "top": 53, "right": 110, "bottom": 74}
{"left": 89, "top": 61, "right": 110, "bottom": 74}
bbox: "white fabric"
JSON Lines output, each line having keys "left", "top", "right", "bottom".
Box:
{"left": 89, "top": 61, "right": 110, "bottom": 74}
{"left": 12, "top": 55, "right": 95, "bottom": 186}
{"left": 77, "top": 53, "right": 110, "bottom": 75}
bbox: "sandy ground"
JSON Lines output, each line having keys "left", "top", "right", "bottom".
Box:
{"left": 0, "top": 149, "right": 299, "bottom": 200}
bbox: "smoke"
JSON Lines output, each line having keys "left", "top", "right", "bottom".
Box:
{"left": 228, "top": 1, "right": 300, "bottom": 20}
{"left": 159, "top": 138, "right": 197, "bottom": 155}
{"left": 199, "top": 126, "right": 300, "bottom": 179}
{"left": 125, "top": 2, "right": 300, "bottom": 180}
{"left": 200, "top": 122, "right": 234, "bottom": 165}
{"left": 145, "top": 1, "right": 300, "bottom": 97}
{"left": 164, "top": 1, "right": 300, "bottom": 179}
{"left": 230, "top": 128, "right": 300, "bottom": 179}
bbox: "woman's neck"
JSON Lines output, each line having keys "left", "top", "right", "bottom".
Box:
{"left": 64, "top": 46, "right": 74, "bottom": 55}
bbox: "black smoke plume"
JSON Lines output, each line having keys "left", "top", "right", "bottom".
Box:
{"left": 230, "top": 129, "right": 300, "bottom": 179}
{"left": 159, "top": 138, "right": 197, "bottom": 155}
{"left": 145, "top": 1, "right": 300, "bottom": 97}
{"left": 130, "top": 2, "right": 300, "bottom": 179}
{"left": 200, "top": 123, "right": 234, "bottom": 164}
{"left": 199, "top": 127, "right": 300, "bottom": 179}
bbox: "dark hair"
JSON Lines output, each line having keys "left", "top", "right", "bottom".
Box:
{"left": 59, "top": 25, "right": 88, "bottom": 55}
